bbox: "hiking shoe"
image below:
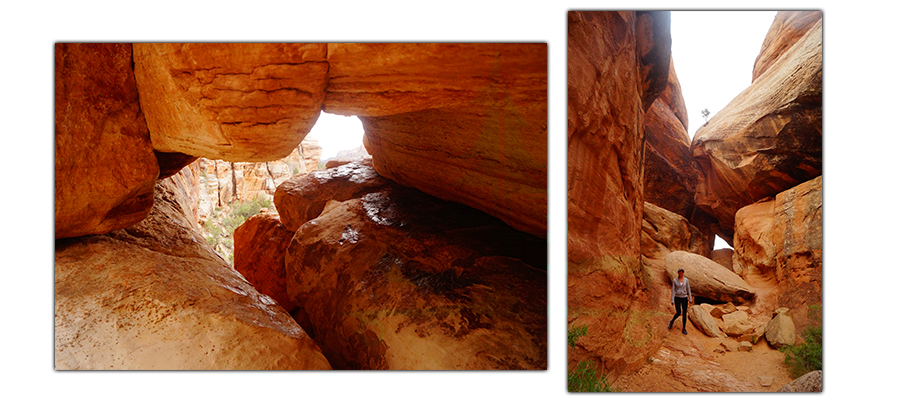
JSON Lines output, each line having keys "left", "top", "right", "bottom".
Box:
{"left": 668, "top": 320, "right": 673, "bottom": 330}
{"left": 682, "top": 328, "right": 687, "bottom": 335}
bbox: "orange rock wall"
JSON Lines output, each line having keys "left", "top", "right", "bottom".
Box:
{"left": 567, "top": 11, "right": 672, "bottom": 374}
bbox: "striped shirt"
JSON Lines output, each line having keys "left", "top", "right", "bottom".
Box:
{"left": 671, "top": 277, "right": 692, "bottom": 303}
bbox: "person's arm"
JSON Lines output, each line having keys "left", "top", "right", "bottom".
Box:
{"left": 670, "top": 279, "right": 675, "bottom": 304}
{"left": 687, "top": 279, "right": 693, "bottom": 304}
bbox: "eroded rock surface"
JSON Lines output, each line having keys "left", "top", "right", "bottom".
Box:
{"left": 568, "top": 10, "right": 673, "bottom": 375}
{"left": 691, "top": 12, "right": 822, "bottom": 241}
{"left": 55, "top": 175, "right": 330, "bottom": 370}
{"left": 233, "top": 213, "right": 297, "bottom": 312}
{"left": 283, "top": 166, "right": 547, "bottom": 370}
{"left": 133, "top": 43, "right": 329, "bottom": 162}
{"left": 55, "top": 43, "right": 159, "bottom": 239}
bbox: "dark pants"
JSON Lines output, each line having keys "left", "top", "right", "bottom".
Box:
{"left": 671, "top": 297, "right": 688, "bottom": 329}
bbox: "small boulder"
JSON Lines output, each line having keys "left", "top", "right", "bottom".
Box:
{"left": 688, "top": 305, "right": 723, "bottom": 338}
{"left": 722, "top": 311, "right": 755, "bottom": 337}
{"left": 738, "top": 341, "right": 753, "bottom": 352}
{"left": 710, "top": 302, "right": 737, "bottom": 319}
{"left": 777, "top": 370, "right": 823, "bottom": 392}
{"left": 765, "top": 312, "right": 797, "bottom": 349}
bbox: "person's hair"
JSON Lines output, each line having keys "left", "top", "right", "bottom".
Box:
{"left": 677, "top": 268, "right": 684, "bottom": 273}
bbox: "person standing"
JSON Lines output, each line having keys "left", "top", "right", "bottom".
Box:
{"left": 669, "top": 268, "right": 693, "bottom": 335}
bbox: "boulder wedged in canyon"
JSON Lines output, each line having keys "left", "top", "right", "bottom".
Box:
{"left": 323, "top": 43, "right": 547, "bottom": 238}
{"left": 282, "top": 169, "right": 547, "bottom": 370}
{"left": 691, "top": 12, "right": 822, "bottom": 242}
{"left": 274, "top": 160, "right": 390, "bottom": 232}
{"left": 55, "top": 174, "right": 331, "bottom": 370}
{"left": 233, "top": 213, "right": 296, "bottom": 312}
{"left": 55, "top": 43, "right": 159, "bottom": 239}
{"left": 568, "top": 10, "right": 673, "bottom": 375}
{"left": 132, "top": 43, "right": 329, "bottom": 162}
{"left": 665, "top": 251, "right": 756, "bottom": 304}
{"left": 640, "top": 203, "right": 708, "bottom": 298}
{"left": 733, "top": 176, "right": 822, "bottom": 329}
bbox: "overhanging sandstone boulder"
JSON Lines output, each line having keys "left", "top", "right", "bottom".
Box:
{"left": 133, "top": 43, "right": 329, "bottom": 162}
{"left": 665, "top": 251, "right": 756, "bottom": 304}
{"left": 691, "top": 12, "right": 822, "bottom": 241}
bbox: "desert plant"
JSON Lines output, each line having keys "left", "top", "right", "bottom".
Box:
{"left": 780, "top": 305, "right": 823, "bottom": 378}
{"left": 567, "top": 324, "right": 618, "bottom": 392}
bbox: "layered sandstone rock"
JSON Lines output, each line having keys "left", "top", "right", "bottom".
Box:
{"left": 733, "top": 176, "right": 822, "bottom": 327}
{"left": 688, "top": 305, "right": 723, "bottom": 338}
{"left": 274, "top": 160, "right": 390, "bottom": 232}
{"left": 568, "top": 10, "right": 673, "bottom": 374}
{"left": 233, "top": 213, "right": 296, "bottom": 312}
{"left": 753, "top": 11, "right": 824, "bottom": 82}
{"left": 777, "top": 370, "right": 822, "bottom": 392}
{"left": 55, "top": 43, "right": 159, "bottom": 239}
{"left": 711, "top": 248, "right": 735, "bottom": 272}
{"left": 283, "top": 165, "right": 547, "bottom": 369}
{"left": 692, "top": 13, "right": 822, "bottom": 241}
{"left": 55, "top": 175, "right": 331, "bottom": 370}
{"left": 640, "top": 202, "right": 709, "bottom": 297}
{"left": 665, "top": 251, "right": 756, "bottom": 304}
{"left": 324, "top": 43, "right": 547, "bottom": 238}
{"left": 133, "top": 43, "right": 329, "bottom": 162}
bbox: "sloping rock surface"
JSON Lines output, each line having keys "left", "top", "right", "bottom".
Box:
{"left": 55, "top": 174, "right": 331, "bottom": 370}
{"left": 691, "top": 12, "right": 822, "bottom": 241}
{"left": 283, "top": 165, "right": 547, "bottom": 369}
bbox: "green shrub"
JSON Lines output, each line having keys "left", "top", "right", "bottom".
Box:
{"left": 567, "top": 324, "right": 618, "bottom": 392}
{"left": 201, "top": 194, "right": 274, "bottom": 264}
{"left": 780, "top": 305, "right": 823, "bottom": 378}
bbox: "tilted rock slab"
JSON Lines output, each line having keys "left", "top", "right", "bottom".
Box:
{"left": 691, "top": 13, "right": 822, "bottom": 241}
{"left": 133, "top": 43, "right": 329, "bottom": 162}
{"left": 688, "top": 305, "right": 723, "bottom": 338}
{"left": 567, "top": 10, "right": 674, "bottom": 375}
{"left": 283, "top": 178, "right": 547, "bottom": 369}
{"left": 665, "top": 251, "right": 756, "bottom": 304}
{"left": 55, "top": 175, "right": 331, "bottom": 370}
{"left": 324, "top": 43, "right": 548, "bottom": 238}
{"left": 55, "top": 43, "right": 159, "bottom": 239}
{"left": 777, "top": 370, "right": 822, "bottom": 392}
{"left": 233, "top": 213, "right": 297, "bottom": 312}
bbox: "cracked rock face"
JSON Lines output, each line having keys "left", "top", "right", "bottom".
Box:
{"left": 133, "top": 43, "right": 329, "bottom": 162}
{"left": 282, "top": 164, "right": 547, "bottom": 369}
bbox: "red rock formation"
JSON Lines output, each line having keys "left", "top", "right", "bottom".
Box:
{"left": 133, "top": 43, "right": 329, "bottom": 162}
{"left": 233, "top": 213, "right": 296, "bottom": 312}
{"left": 692, "top": 13, "right": 822, "bottom": 242}
{"left": 274, "top": 160, "right": 391, "bottom": 232}
{"left": 752, "top": 11, "right": 824, "bottom": 82}
{"left": 324, "top": 43, "right": 547, "bottom": 238}
{"left": 568, "top": 10, "right": 672, "bottom": 374}
{"left": 54, "top": 43, "right": 159, "bottom": 239}
{"left": 282, "top": 164, "right": 547, "bottom": 369}
{"left": 733, "top": 176, "right": 822, "bottom": 331}
{"left": 55, "top": 175, "right": 330, "bottom": 370}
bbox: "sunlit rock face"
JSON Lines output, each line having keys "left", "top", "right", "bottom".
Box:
{"left": 752, "top": 11, "right": 824, "bottom": 82}
{"left": 55, "top": 174, "right": 331, "bottom": 370}
{"left": 282, "top": 163, "right": 547, "bottom": 370}
{"left": 691, "top": 12, "right": 822, "bottom": 242}
{"left": 133, "top": 43, "right": 329, "bottom": 162}
{"left": 55, "top": 43, "right": 159, "bottom": 239}
{"left": 324, "top": 43, "right": 547, "bottom": 238}
{"left": 733, "top": 176, "right": 822, "bottom": 330}
{"left": 567, "top": 10, "right": 673, "bottom": 375}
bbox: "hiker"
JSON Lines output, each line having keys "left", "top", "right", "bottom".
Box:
{"left": 668, "top": 268, "right": 693, "bottom": 335}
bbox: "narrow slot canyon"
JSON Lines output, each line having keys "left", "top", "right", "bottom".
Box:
{"left": 54, "top": 43, "right": 548, "bottom": 370}
{"left": 567, "top": 11, "right": 822, "bottom": 392}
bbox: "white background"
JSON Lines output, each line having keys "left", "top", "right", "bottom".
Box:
{"left": 6, "top": 1, "right": 895, "bottom": 415}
